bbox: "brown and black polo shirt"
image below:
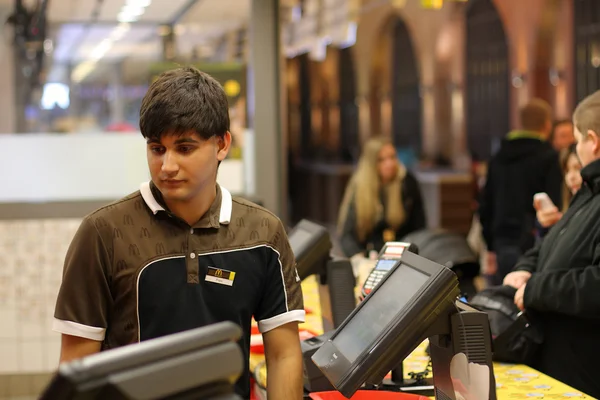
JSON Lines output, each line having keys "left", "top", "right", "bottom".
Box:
{"left": 53, "top": 182, "right": 305, "bottom": 399}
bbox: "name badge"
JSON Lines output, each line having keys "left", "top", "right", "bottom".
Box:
{"left": 205, "top": 267, "right": 236, "bottom": 287}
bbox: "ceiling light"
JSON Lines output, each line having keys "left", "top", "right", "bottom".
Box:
{"left": 126, "top": 0, "right": 151, "bottom": 7}
{"left": 71, "top": 61, "right": 97, "bottom": 83}
{"left": 90, "top": 39, "right": 113, "bottom": 60}
{"left": 118, "top": 12, "right": 139, "bottom": 23}
{"left": 121, "top": 5, "right": 145, "bottom": 16}
{"left": 110, "top": 23, "right": 131, "bottom": 40}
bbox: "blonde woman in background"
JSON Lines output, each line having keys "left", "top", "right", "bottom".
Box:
{"left": 337, "top": 137, "right": 426, "bottom": 261}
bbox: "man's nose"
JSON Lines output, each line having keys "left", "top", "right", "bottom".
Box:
{"left": 161, "top": 151, "right": 179, "bottom": 173}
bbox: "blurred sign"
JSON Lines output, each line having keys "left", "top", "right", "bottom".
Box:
{"left": 421, "top": 0, "right": 443, "bottom": 8}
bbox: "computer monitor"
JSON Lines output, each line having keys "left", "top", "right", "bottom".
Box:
{"left": 288, "top": 219, "right": 332, "bottom": 280}
{"left": 40, "top": 321, "right": 244, "bottom": 400}
{"left": 311, "top": 251, "right": 496, "bottom": 400}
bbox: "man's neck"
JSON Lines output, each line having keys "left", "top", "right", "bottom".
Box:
{"left": 165, "top": 184, "right": 217, "bottom": 226}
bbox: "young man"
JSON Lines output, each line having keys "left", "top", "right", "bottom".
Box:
{"left": 479, "top": 98, "right": 562, "bottom": 285}
{"left": 504, "top": 90, "right": 600, "bottom": 398}
{"left": 53, "top": 67, "right": 305, "bottom": 400}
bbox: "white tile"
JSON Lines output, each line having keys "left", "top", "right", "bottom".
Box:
{"left": 18, "top": 313, "right": 44, "bottom": 340}
{"left": 20, "top": 340, "right": 47, "bottom": 373}
{"left": 0, "top": 342, "right": 20, "bottom": 373}
{"left": 44, "top": 339, "right": 61, "bottom": 371}
{"left": 0, "top": 309, "right": 18, "bottom": 339}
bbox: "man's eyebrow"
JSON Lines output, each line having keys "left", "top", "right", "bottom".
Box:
{"left": 174, "top": 137, "right": 199, "bottom": 144}
{"left": 146, "top": 138, "right": 160, "bottom": 144}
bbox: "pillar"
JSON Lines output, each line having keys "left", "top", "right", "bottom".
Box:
{"left": 108, "top": 62, "right": 125, "bottom": 124}
{"left": 248, "top": 0, "right": 286, "bottom": 219}
{"left": 0, "top": 5, "right": 16, "bottom": 133}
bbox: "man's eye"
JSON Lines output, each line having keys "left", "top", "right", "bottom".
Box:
{"left": 150, "top": 146, "right": 164, "bottom": 154}
{"left": 179, "top": 146, "right": 193, "bottom": 153}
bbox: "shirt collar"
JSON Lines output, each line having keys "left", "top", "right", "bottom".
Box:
{"left": 140, "top": 181, "right": 232, "bottom": 228}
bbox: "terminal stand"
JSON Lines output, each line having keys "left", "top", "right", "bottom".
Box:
{"left": 380, "top": 361, "right": 434, "bottom": 397}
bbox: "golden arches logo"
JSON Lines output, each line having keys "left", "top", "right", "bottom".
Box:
{"left": 214, "top": 269, "right": 223, "bottom": 278}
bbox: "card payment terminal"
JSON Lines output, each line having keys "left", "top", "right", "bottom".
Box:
{"left": 360, "top": 241, "right": 418, "bottom": 299}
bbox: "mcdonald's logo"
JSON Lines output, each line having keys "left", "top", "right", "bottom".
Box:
{"left": 236, "top": 218, "right": 245, "bottom": 228}
{"left": 134, "top": 200, "right": 143, "bottom": 211}
{"left": 140, "top": 227, "right": 151, "bottom": 238}
{"left": 250, "top": 231, "right": 259, "bottom": 240}
{"left": 116, "top": 260, "right": 128, "bottom": 272}
{"left": 113, "top": 228, "right": 123, "bottom": 239}
{"left": 95, "top": 217, "right": 108, "bottom": 228}
{"left": 155, "top": 243, "right": 166, "bottom": 255}
{"left": 261, "top": 218, "right": 270, "bottom": 228}
{"left": 214, "top": 269, "right": 223, "bottom": 278}
{"left": 123, "top": 214, "right": 134, "bottom": 226}
{"left": 227, "top": 230, "right": 236, "bottom": 241}
{"left": 129, "top": 244, "right": 140, "bottom": 256}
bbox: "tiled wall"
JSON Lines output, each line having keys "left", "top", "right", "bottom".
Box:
{"left": 0, "top": 219, "right": 81, "bottom": 379}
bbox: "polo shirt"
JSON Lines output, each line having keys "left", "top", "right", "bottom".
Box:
{"left": 53, "top": 182, "right": 305, "bottom": 399}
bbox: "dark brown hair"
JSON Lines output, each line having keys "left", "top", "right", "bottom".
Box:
{"left": 139, "top": 66, "right": 230, "bottom": 141}
{"left": 520, "top": 98, "right": 552, "bottom": 131}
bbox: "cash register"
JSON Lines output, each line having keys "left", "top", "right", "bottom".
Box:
{"left": 39, "top": 321, "right": 244, "bottom": 400}
{"left": 311, "top": 251, "right": 497, "bottom": 400}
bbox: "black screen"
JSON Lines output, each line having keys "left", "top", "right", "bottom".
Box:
{"left": 289, "top": 228, "right": 313, "bottom": 256}
{"left": 333, "top": 264, "right": 430, "bottom": 362}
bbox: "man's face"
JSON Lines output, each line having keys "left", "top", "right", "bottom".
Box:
{"left": 575, "top": 126, "right": 598, "bottom": 168}
{"left": 147, "top": 131, "right": 230, "bottom": 203}
{"left": 552, "top": 122, "right": 575, "bottom": 151}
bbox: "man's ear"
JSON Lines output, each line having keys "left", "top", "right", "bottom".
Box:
{"left": 216, "top": 131, "right": 232, "bottom": 162}
{"left": 587, "top": 130, "right": 600, "bottom": 153}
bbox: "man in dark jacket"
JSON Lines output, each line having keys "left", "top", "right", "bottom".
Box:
{"left": 479, "top": 99, "right": 562, "bottom": 285}
{"left": 505, "top": 90, "right": 600, "bottom": 398}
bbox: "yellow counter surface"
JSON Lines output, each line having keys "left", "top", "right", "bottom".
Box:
{"left": 250, "top": 276, "right": 591, "bottom": 399}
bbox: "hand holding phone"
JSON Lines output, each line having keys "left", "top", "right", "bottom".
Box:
{"left": 534, "top": 192, "right": 556, "bottom": 211}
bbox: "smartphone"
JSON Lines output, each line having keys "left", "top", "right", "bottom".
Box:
{"left": 534, "top": 192, "right": 555, "bottom": 211}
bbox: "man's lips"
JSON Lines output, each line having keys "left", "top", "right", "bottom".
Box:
{"left": 162, "top": 179, "right": 185, "bottom": 185}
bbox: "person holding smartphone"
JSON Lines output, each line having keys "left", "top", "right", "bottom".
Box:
{"left": 535, "top": 144, "right": 582, "bottom": 231}
{"left": 503, "top": 91, "right": 600, "bottom": 397}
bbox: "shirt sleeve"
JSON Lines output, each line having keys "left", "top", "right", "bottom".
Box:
{"left": 255, "top": 219, "right": 305, "bottom": 333}
{"left": 53, "top": 215, "right": 113, "bottom": 341}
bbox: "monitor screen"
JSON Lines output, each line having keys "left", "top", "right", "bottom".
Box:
{"left": 288, "top": 219, "right": 332, "bottom": 280}
{"left": 333, "top": 264, "right": 429, "bottom": 363}
{"left": 289, "top": 226, "right": 313, "bottom": 255}
{"left": 311, "top": 251, "right": 460, "bottom": 399}
{"left": 40, "top": 321, "right": 244, "bottom": 400}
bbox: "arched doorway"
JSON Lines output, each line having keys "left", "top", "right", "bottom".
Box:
{"left": 391, "top": 18, "right": 421, "bottom": 153}
{"left": 465, "top": 0, "right": 509, "bottom": 160}
{"left": 338, "top": 47, "right": 359, "bottom": 162}
{"left": 574, "top": 0, "right": 600, "bottom": 104}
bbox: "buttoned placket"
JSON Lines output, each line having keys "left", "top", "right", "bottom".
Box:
{"left": 186, "top": 226, "right": 199, "bottom": 284}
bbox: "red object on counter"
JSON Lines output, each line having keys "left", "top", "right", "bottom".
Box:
{"left": 309, "top": 391, "right": 430, "bottom": 400}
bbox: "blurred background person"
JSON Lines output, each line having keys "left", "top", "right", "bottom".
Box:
{"left": 536, "top": 144, "right": 582, "bottom": 232}
{"left": 479, "top": 99, "right": 562, "bottom": 286}
{"left": 337, "top": 136, "right": 426, "bottom": 265}
{"left": 550, "top": 119, "right": 575, "bottom": 152}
